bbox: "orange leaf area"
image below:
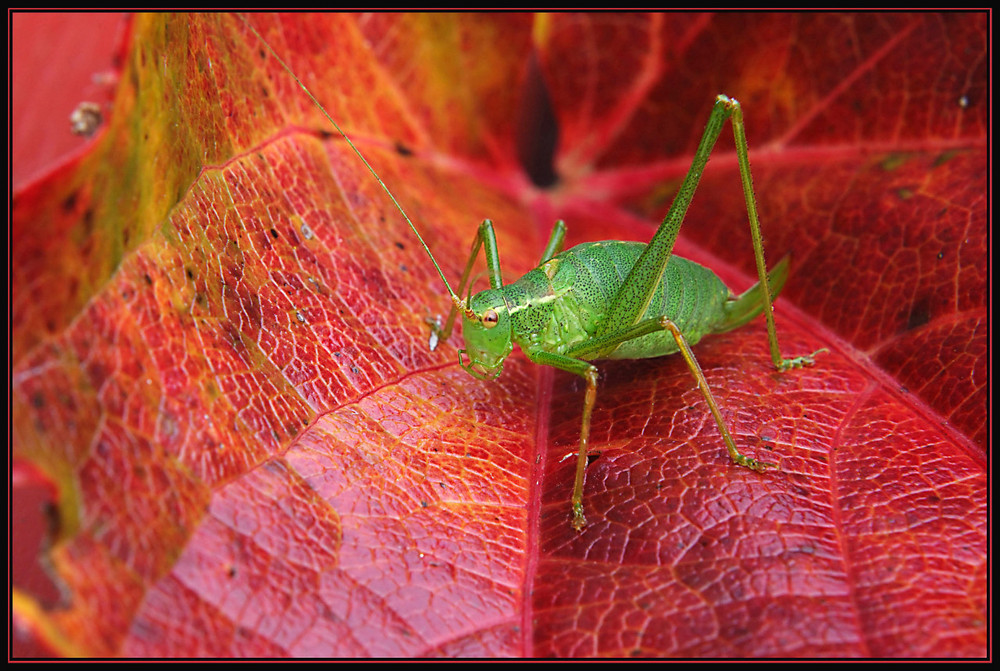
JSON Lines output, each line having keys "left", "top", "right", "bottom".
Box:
{"left": 12, "top": 13, "right": 986, "bottom": 657}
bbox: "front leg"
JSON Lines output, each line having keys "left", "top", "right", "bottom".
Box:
{"left": 431, "top": 219, "right": 503, "bottom": 349}
{"left": 525, "top": 349, "right": 599, "bottom": 531}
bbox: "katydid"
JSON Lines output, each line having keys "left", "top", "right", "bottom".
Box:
{"left": 243, "top": 18, "right": 821, "bottom": 531}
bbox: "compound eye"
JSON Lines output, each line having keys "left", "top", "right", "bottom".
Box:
{"left": 481, "top": 308, "right": 499, "bottom": 329}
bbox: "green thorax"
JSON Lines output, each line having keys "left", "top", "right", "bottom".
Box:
{"left": 501, "top": 240, "right": 735, "bottom": 360}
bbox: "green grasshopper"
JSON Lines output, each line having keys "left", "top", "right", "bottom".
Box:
{"left": 244, "top": 18, "right": 820, "bottom": 531}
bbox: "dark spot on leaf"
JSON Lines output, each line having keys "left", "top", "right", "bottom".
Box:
{"left": 395, "top": 241, "right": 405, "bottom": 250}
{"left": 932, "top": 149, "right": 961, "bottom": 167}
{"left": 904, "top": 295, "right": 932, "bottom": 331}
{"left": 81, "top": 208, "right": 94, "bottom": 235}
{"left": 270, "top": 228, "right": 279, "bottom": 239}
{"left": 62, "top": 191, "right": 78, "bottom": 212}
{"left": 144, "top": 273, "right": 154, "bottom": 285}
{"left": 96, "top": 441, "right": 111, "bottom": 458}
{"left": 43, "top": 500, "right": 63, "bottom": 550}
{"left": 879, "top": 153, "right": 909, "bottom": 171}
{"left": 394, "top": 141, "right": 413, "bottom": 156}
{"left": 31, "top": 393, "right": 45, "bottom": 409}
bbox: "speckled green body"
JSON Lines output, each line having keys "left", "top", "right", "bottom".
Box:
{"left": 502, "top": 240, "right": 734, "bottom": 361}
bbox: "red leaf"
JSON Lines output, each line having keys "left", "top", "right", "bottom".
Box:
{"left": 12, "top": 13, "right": 987, "bottom": 658}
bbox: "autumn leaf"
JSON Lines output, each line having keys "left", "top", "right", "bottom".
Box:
{"left": 11, "top": 12, "right": 987, "bottom": 658}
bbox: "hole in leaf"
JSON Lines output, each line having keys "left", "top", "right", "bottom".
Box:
{"left": 517, "top": 51, "right": 559, "bottom": 188}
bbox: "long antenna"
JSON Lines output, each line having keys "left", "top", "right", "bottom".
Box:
{"left": 239, "top": 14, "right": 460, "bottom": 302}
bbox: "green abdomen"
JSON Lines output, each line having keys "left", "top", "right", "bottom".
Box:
{"left": 504, "top": 241, "right": 731, "bottom": 360}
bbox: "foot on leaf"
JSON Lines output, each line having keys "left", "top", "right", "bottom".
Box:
{"left": 779, "top": 348, "right": 828, "bottom": 372}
